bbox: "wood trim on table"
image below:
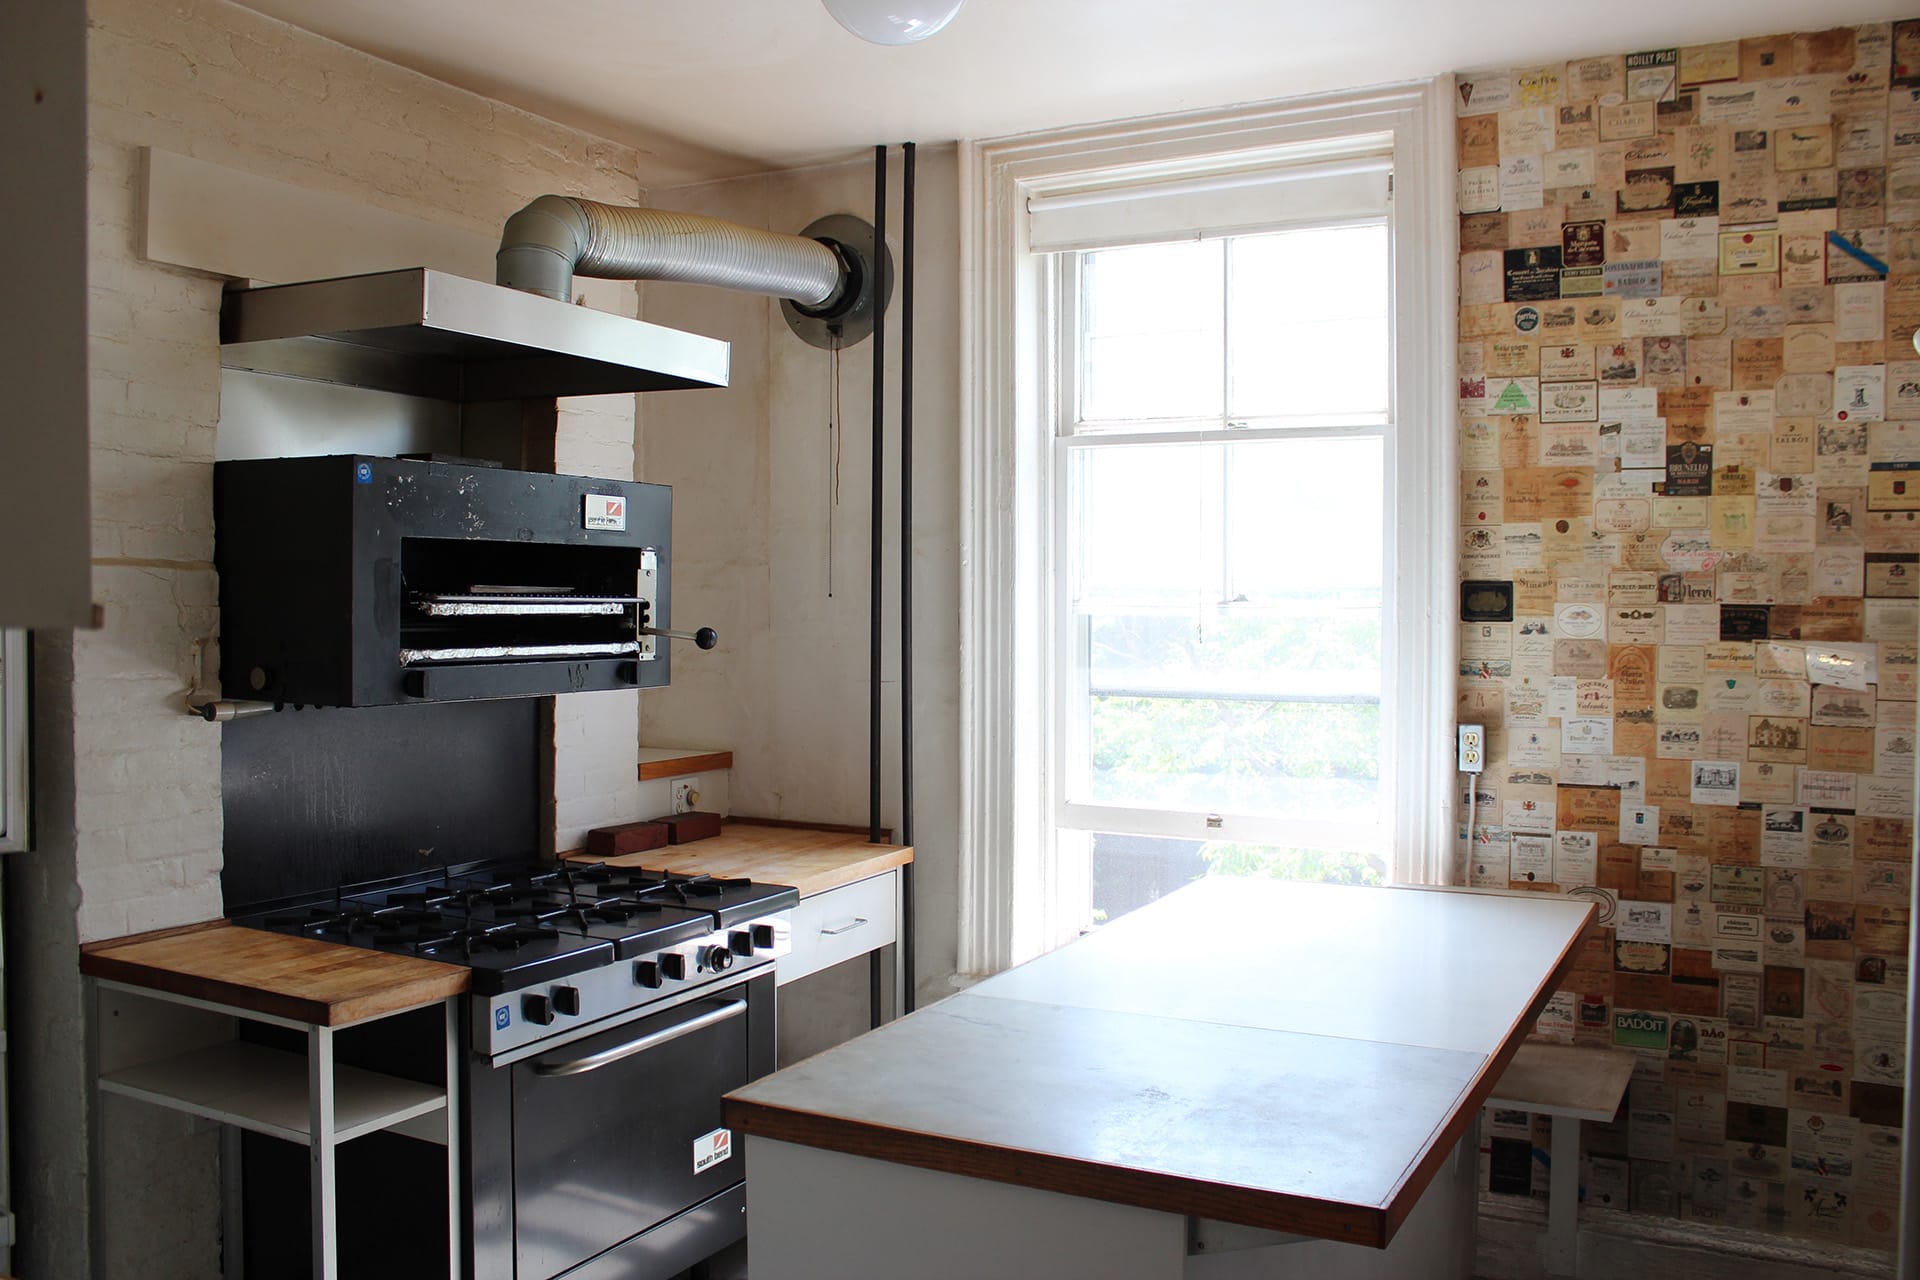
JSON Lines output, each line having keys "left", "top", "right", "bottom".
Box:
{"left": 637, "top": 750, "right": 734, "bottom": 781}
{"left": 726, "top": 815, "right": 894, "bottom": 842}
{"left": 79, "top": 917, "right": 228, "bottom": 953}
{"left": 726, "top": 1104, "right": 1395, "bottom": 1248}
{"left": 1376, "top": 896, "right": 1599, "bottom": 1244}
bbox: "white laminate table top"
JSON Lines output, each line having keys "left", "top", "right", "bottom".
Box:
{"left": 969, "top": 879, "right": 1596, "bottom": 1056}
{"left": 728, "top": 878, "right": 1594, "bottom": 1243}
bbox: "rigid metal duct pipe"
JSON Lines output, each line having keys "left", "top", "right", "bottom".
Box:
{"left": 498, "top": 196, "right": 845, "bottom": 306}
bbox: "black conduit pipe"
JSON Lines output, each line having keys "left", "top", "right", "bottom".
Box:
{"left": 869, "top": 146, "right": 887, "bottom": 849}
{"left": 900, "top": 141, "right": 918, "bottom": 1013}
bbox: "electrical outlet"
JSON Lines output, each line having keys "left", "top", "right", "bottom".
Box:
{"left": 671, "top": 777, "right": 698, "bottom": 814}
{"left": 1457, "top": 724, "right": 1485, "bottom": 773}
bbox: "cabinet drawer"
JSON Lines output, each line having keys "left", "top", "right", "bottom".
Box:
{"left": 779, "top": 872, "right": 898, "bottom": 986}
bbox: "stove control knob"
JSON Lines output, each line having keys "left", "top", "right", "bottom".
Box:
{"left": 634, "top": 960, "right": 662, "bottom": 989}
{"left": 552, "top": 985, "right": 582, "bottom": 1017}
{"left": 522, "top": 993, "right": 555, "bottom": 1026}
{"left": 703, "top": 945, "right": 735, "bottom": 973}
{"left": 729, "top": 929, "right": 755, "bottom": 956}
{"left": 751, "top": 923, "right": 777, "bottom": 950}
{"left": 660, "top": 952, "right": 688, "bottom": 981}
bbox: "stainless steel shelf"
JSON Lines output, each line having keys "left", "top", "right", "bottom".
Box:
{"left": 219, "top": 268, "right": 730, "bottom": 402}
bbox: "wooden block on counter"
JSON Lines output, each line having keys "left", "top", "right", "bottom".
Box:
{"left": 660, "top": 811, "right": 724, "bottom": 844}
{"left": 586, "top": 819, "right": 670, "bottom": 857}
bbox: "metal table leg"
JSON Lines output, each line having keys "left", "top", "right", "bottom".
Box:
{"left": 896, "top": 863, "right": 910, "bottom": 1015}
{"left": 308, "top": 1025, "right": 337, "bottom": 1280}
{"left": 444, "top": 998, "right": 463, "bottom": 1278}
{"left": 222, "top": 1126, "right": 246, "bottom": 1277}
{"left": 1544, "top": 1112, "right": 1578, "bottom": 1276}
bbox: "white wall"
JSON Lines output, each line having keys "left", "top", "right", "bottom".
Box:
{"left": 0, "top": 0, "right": 91, "bottom": 629}
{"left": 638, "top": 152, "right": 964, "bottom": 1042}
{"left": 14, "top": 0, "right": 657, "bottom": 1272}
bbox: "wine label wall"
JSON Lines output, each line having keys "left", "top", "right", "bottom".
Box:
{"left": 1454, "top": 23, "right": 1919, "bottom": 1249}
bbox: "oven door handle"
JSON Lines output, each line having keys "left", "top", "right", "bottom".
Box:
{"left": 532, "top": 999, "right": 747, "bottom": 1078}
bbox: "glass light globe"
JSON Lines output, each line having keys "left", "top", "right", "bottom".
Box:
{"left": 821, "top": 0, "right": 964, "bottom": 45}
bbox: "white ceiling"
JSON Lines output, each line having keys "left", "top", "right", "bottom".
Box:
{"left": 235, "top": 0, "right": 1912, "bottom": 187}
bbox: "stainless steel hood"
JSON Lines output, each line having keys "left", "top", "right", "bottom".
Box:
{"left": 218, "top": 268, "right": 730, "bottom": 402}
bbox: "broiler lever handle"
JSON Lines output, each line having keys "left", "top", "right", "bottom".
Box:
{"left": 640, "top": 625, "right": 719, "bottom": 650}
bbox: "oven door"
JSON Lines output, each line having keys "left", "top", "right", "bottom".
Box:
{"left": 509, "top": 973, "right": 772, "bottom": 1280}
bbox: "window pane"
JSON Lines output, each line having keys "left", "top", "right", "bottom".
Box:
{"left": 1080, "top": 240, "right": 1223, "bottom": 423}
{"left": 1227, "top": 224, "right": 1389, "bottom": 422}
{"left": 1072, "top": 442, "right": 1214, "bottom": 611}
{"left": 1088, "top": 832, "right": 1386, "bottom": 927}
{"left": 1069, "top": 436, "right": 1384, "bottom": 820}
{"left": 1083, "top": 683, "right": 1380, "bottom": 817}
{"left": 1227, "top": 436, "right": 1383, "bottom": 602}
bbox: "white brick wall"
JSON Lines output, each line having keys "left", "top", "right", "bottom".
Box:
{"left": 76, "top": 0, "right": 649, "bottom": 943}
{"left": 20, "top": 0, "right": 661, "bottom": 1272}
{"left": 552, "top": 390, "right": 655, "bottom": 849}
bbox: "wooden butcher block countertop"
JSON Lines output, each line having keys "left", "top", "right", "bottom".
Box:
{"left": 727, "top": 879, "right": 1594, "bottom": 1249}
{"left": 81, "top": 921, "right": 470, "bottom": 1027}
{"left": 569, "top": 820, "right": 912, "bottom": 898}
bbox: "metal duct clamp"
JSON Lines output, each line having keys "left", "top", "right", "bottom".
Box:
{"left": 781, "top": 213, "right": 893, "bottom": 351}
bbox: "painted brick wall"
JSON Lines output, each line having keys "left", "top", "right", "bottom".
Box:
{"left": 17, "top": 1, "right": 654, "bottom": 1272}
{"left": 1456, "top": 23, "right": 1917, "bottom": 1251}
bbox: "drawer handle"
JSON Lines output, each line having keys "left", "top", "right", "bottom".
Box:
{"left": 820, "top": 917, "right": 870, "bottom": 936}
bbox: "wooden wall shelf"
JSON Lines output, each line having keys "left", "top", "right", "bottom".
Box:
{"left": 637, "top": 746, "right": 734, "bottom": 781}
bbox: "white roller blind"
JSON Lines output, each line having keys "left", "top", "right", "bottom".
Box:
{"left": 1026, "top": 143, "right": 1393, "bottom": 253}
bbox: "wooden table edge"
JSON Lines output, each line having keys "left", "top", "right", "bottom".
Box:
{"left": 724, "top": 1099, "right": 1392, "bottom": 1249}
{"left": 80, "top": 926, "right": 471, "bottom": 1027}
{"left": 566, "top": 821, "right": 914, "bottom": 898}
{"left": 1375, "top": 896, "right": 1600, "bottom": 1244}
{"left": 80, "top": 917, "right": 229, "bottom": 953}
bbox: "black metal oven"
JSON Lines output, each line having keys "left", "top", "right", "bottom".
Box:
{"left": 214, "top": 455, "right": 680, "bottom": 707}
{"left": 232, "top": 861, "right": 790, "bottom": 1280}
{"left": 470, "top": 971, "right": 776, "bottom": 1280}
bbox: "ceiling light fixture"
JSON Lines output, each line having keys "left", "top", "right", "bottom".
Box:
{"left": 820, "top": 0, "right": 964, "bottom": 45}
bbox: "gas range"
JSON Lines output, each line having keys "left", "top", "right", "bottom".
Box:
{"left": 232, "top": 858, "right": 797, "bottom": 1057}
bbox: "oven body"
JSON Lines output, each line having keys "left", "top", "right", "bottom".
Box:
{"left": 215, "top": 454, "right": 674, "bottom": 706}
{"left": 469, "top": 969, "right": 777, "bottom": 1280}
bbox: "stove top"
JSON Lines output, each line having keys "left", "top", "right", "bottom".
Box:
{"left": 233, "top": 859, "right": 799, "bottom": 996}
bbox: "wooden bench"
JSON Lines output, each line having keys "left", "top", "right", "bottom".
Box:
{"left": 1483, "top": 1041, "right": 1636, "bottom": 1277}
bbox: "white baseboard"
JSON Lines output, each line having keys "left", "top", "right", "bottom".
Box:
{"left": 1477, "top": 1195, "right": 1897, "bottom": 1280}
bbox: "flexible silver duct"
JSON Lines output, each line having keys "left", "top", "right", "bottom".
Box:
{"left": 497, "top": 195, "right": 846, "bottom": 309}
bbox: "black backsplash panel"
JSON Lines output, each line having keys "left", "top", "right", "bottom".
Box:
{"left": 221, "top": 698, "right": 537, "bottom": 910}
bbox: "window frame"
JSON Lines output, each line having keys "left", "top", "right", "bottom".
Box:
{"left": 958, "top": 79, "right": 1460, "bottom": 973}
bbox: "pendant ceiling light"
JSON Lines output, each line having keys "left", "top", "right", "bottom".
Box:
{"left": 820, "top": 0, "right": 964, "bottom": 45}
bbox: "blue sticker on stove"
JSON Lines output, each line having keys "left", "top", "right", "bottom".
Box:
{"left": 355, "top": 462, "right": 374, "bottom": 484}
{"left": 495, "top": 1006, "right": 511, "bottom": 1030}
